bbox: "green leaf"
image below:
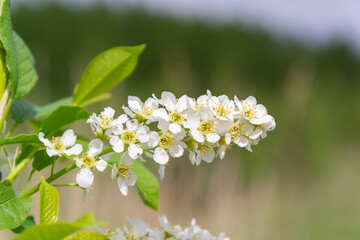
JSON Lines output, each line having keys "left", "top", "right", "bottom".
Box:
{"left": 106, "top": 152, "right": 123, "bottom": 164}
{"left": 10, "top": 99, "right": 37, "bottom": 123}
{"left": 38, "top": 105, "right": 90, "bottom": 135}
{"left": 34, "top": 96, "right": 72, "bottom": 118}
{"left": 0, "top": 183, "right": 32, "bottom": 229}
{"left": 39, "top": 176, "right": 59, "bottom": 224}
{"left": 15, "top": 222, "right": 81, "bottom": 240}
{"left": 33, "top": 150, "right": 57, "bottom": 171}
{"left": 0, "top": 0, "right": 18, "bottom": 94}
{"left": 72, "top": 44, "right": 145, "bottom": 106}
{"left": 64, "top": 231, "right": 108, "bottom": 240}
{"left": 16, "top": 213, "right": 105, "bottom": 240}
{"left": 11, "top": 216, "right": 35, "bottom": 234}
{"left": 12, "top": 31, "right": 38, "bottom": 100}
{"left": 15, "top": 144, "right": 36, "bottom": 165}
{"left": 0, "top": 134, "right": 42, "bottom": 147}
{"left": 132, "top": 160, "right": 159, "bottom": 211}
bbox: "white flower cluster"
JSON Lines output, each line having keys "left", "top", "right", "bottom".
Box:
{"left": 100, "top": 214, "right": 229, "bottom": 240}
{"left": 38, "top": 90, "right": 275, "bottom": 195}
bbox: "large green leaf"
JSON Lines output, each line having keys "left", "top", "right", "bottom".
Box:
{"left": 132, "top": 160, "right": 159, "bottom": 211}
{"left": 34, "top": 96, "right": 72, "bottom": 118}
{"left": 10, "top": 99, "right": 37, "bottom": 123}
{"left": 33, "top": 150, "right": 57, "bottom": 171}
{"left": 16, "top": 213, "right": 104, "bottom": 240}
{"left": 12, "top": 31, "right": 38, "bottom": 100}
{"left": 39, "top": 176, "right": 59, "bottom": 224}
{"left": 38, "top": 105, "right": 90, "bottom": 135}
{"left": 72, "top": 45, "right": 145, "bottom": 106}
{"left": 64, "top": 231, "right": 108, "bottom": 240}
{"left": 0, "top": 183, "right": 32, "bottom": 229}
{"left": 0, "top": 0, "right": 17, "bottom": 94}
{"left": 0, "top": 134, "right": 41, "bottom": 147}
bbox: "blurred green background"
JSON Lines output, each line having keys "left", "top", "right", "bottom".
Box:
{"left": 3, "top": 3, "right": 360, "bottom": 239}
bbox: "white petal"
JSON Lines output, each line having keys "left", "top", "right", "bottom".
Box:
{"left": 169, "top": 123, "right": 181, "bottom": 134}
{"left": 99, "top": 152, "right": 113, "bottom": 161}
{"left": 62, "top": 129, "right": 77, "bottom": 147}
{"left": 124, "top": 171, "right": 137, "bottom": 186}
{"left": 191, "top": 129, "right": 204, "bottom": 143}
{"left": 201, "top": 151, "right": 215, "bottom": 163}
{"left": 225, "top": 133, "right": 231, "bottom": 145}
{"left": 245, "top": 96, "right": 257, "bottom": 106}
{"left": 46, "top": 148, "right": 60, "bottom": 157}
{"left": 120, "top": 152, "right": 133, "bottom": 165}
{"left": 117, "top": 178, "right": 128, "bottom": 196}
{"left": 158, "top": 165, "right": 165, "bottom": 180}
{"left": 64, "top": 143, "right": 83, "bottom": 156}
{"left": 102, "top": 107, "right": 115, "bottom": 118}
{"left": 189, "top": 151, "right": 196, "bottom": 165}
{"left": 75, "top": 157, "right": 83, "bottom": 168}
{"left": 110, "top": 137, "right": 124, "bottom": 153}
{"left": 169, "top": 144, "right": 184, "bottom": 158}
{"left": 206, "top": 133, "right": 220, "bottom": 143}
{"left": 153, "top": 147, "right": 169, "bottom": 164}
{"left": 128, "top": 143, "right": 143, "bottom": 159}
{"left": 234, "top": 136, "right": 248, "bottom": 147}
{"left": 38, "top": 132, "right": 51, "bottom": 148}
{"left": 177, "top": 95, "right": 188, "bottom": 112}
{"left": 152, "top": 108, "right": 169, "bottom": 121}
{"left": 122, "top": 106, "right": 135, "bottom": 118}
{"left": 95, "top": 160, "right": 107, "bottom": 172}
{"left": 126, "top": 119, "right": 138, "bottom": 131}
{"left": 88, "top": 139, "right": 103, "bottom": 157}
{"left": 76, "top": 168, "right": 94, "bottom": 189}
{"left": 128, "top": 96, "right": 143, "bottom": 113}
{"left": 160, "top": 91, "right": 176, "bottom": 111}
{"left": 218, "top": 146, "right": 226, "bottom": 159}
{"left": 147, "top": 132, "right": 159, "bottom": 148}
{"left": 111, "top": 165, "right": 117, "bottom": 179}
{"left": 117, "top": 114, "right": 129, "bottom": 124}
{"left": 157, "top": 119, "right": 169, "bottom": 132}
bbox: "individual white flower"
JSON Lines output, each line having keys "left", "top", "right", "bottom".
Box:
{"left": 234, "top": 95, "right": 270, "bottom": 125}
{"left": 38, "top": 129, "right": 83, "bottom": 157}
{"left": 110, "top": 119, "right": 150, "bottom": 160}
{"left": 158, "top": 214, "right": 181, "bottom": 238}
{"left": 126, "top": 218, "right": 151, "bottom": 237}
{"left": 123, "top": 96, "right": 159, "bottom": 123}
{"left": 187, "top": 94, "right": 209, "bottom": 113}
{"left": 258, "top": 114, "right": 276, "bottom": 138}
{"left": 75, "top": 139, "right": 111, "bottom": 189}
{"left": 189, "top": 141, "right": 217, "bottom": 165}
{"left": 151, "top": 131, "right": 186, "bottom": 165}
{"left": 153, "top": 91, "right": 189, "bottom": 134}
{"left": 186, "top": 106, "right": 220, "bottom": 143}
{"left": 207, "top": 90, "right": 237, "bottom": 121}
{"left": 87, "top": 107, "right": 128, "bottom": 139}
{"left": 111, "top": 152, "right": 137, "bottom": 196}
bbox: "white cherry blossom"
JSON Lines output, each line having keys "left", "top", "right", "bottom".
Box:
{"left": 234, "top": 95, "right": 269, "bottom": 125}
{"left": 123, "top": 96, "right": 159, "bottom": 123}
{"left": 207, "top": 90, "right": 237, "bottom": 121}
{"left": 75, "top": 139, "right": 111, "bottom": 188}
{"left": 111, "top": 152, "right": 137, "bottom": 196}
{"left": 110, "top": 119, "right": 150, "bottom": 160}
{"left": 38, "top": 129, "right": 83, "bottom": 157}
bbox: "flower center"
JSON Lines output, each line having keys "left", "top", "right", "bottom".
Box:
{"left": 117, "top": 163, "right": 130, "bottom": 178}
{"left": 121, "top": 130, "right": 136, "bottom": 145}
{"left": 198, "top": 141, "right": 216, "bottom": 156}
{"left": 229, "top": 123, "right": 243, "bottom": 138}
{"left": 169, "top": 111, "right": 184, "bottom": 124}
{"left": 198, "top": 120, "right": 215, "bottom": 135}
{"left": 214, "top": 102, "right": 231, "bottom": 118}
{"left": 82, "top": 155, "right": 95, "bottom": 168}
{"left": 142, "top": 102, "right": 155, "bottom": 118}
{"left": 159, "top": 133, "right": 173, "bottom": 150}
{"left": 99, "top": 114, "right": 113, "bottom": 129}
{"left": 51, "top": 137, "right": 66, "bottom": 153}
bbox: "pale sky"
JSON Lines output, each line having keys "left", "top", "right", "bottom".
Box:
{"left": 13, "top": 0, "right": 360, "bottom": 53}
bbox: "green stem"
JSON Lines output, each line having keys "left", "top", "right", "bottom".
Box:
{"left": 51, "top": 161, "right": 55, "bottom": 176}
{"left": 2, "top": 157, "right": 31, "bottom": 186}
{"left": 52, "top": 183, "right": 77, "bottom": 187}
{"left": 2, "top": 147, "right": 13, "bottom": 171}
{"left": 0, "top": 94, "right": 13, "bottom": 134}
{"left": 20, "top": 169, "right": 35, "bottom": 195}
{"left": 18, "top": 163, "right": 77, "bottom": 198}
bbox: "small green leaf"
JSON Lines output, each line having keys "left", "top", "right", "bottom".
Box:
{"left": 72, "top": 45, "right": 145, "bottom": 106}
{"left": 33, "top": 150, "right": 57, "bottom": 171}
{"left": 132, "top": 160, "right": 159, "bottom": 211}
{"left": 107, "top": 152, "right": 123, "bottom": 164}
{"left": 39, "top": 176, "right": 59, "bottom": 224}
{"left": 38, "top": 105, "right": 90, "bottom": 135}
{"left": 11, "top": 216, "right": 35, "bottom": 233}
{"left": 0, "top": 0, "right": 18, "bottom": 94}
{"left": 0, "top": 183, "right": 32, "bottom": 230}
{"left": 12, "top": 31, "right": 38, "bottom": 100}
{"left": 10, "top": 99, "right": 37, "bottom": 123}
{"left": 64, "top": 231, "right": 108, "bottom": 240}
{"left": 15, "top": 222, "right": 81, "bottom": 240}
{"left": 34, "top": 96, "right": 72, "bottom": 118}
{"left": 0, "top": 134, "right": 42, "bottom": 147}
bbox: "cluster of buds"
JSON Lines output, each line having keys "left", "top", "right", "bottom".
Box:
{"left": 99, "top": 214, "right": 229, "bottom": 240}
{"left": 39, "top": 90, "right": 275, "bottom": 195}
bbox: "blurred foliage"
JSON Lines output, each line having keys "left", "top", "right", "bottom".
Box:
{"left": 11, "top": 4, "right": 360, "bottom": 184}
